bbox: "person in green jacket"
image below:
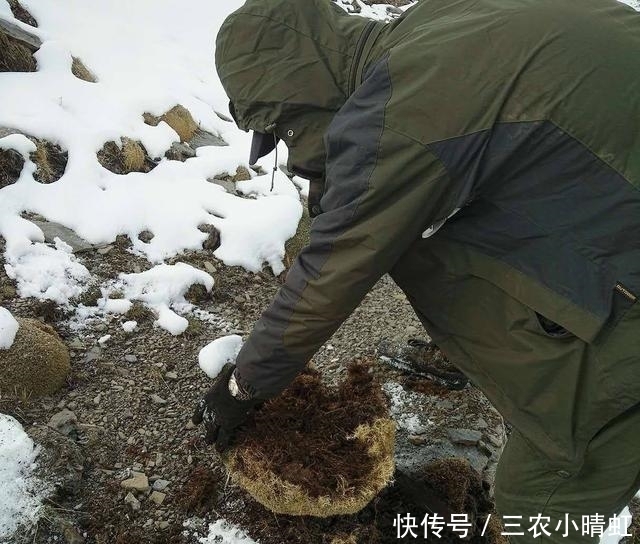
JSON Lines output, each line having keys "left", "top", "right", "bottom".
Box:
{"left": 193, "top": 0, "right": 640, "bottom": 541}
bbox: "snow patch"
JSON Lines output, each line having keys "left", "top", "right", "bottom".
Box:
{"left": 0, "top": 414, "right": 44, "bottom": 540}
{"left": 98, "top": 334, "right": 111, "bottom": 345}
{"left": 122, "top": 320, "right": 138, "bottom": 333}
{"left": 0, "top": 308, "right": 19, "bottom": 350}
{"left": 618, "top": 0, "right": 640, "bottom": 10}
{"left": 199, "top": 335, "right": 243, "bottom": 379}
{"left": 199, "top": 519, "right": 259, "bottom": 544}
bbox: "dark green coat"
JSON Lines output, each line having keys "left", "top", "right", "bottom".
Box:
{"left": 216, "top": 0, "right": 640, "bottom": 457}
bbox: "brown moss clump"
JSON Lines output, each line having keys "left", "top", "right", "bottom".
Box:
{"left": 97, "top": 138, "right": 156, "bottom": 175}
{"left": 126, "top": 301, "right": 154, "bottom": 323}
{"left": 0, "top": 147, "right": 24, "bottom": 188}
{"left": 0, "top": 318, "right": 70, "bottom": 398}
{"left": 224, "top": 361, "right": 396, "bottom": 517}
{"left": 30, "top": 140, "right": 68, "bottom": 183}
{"left": 71, "top": 56, "right": 97, "bottom": 82}
{"left": 0, "top": 30, "right": 36, "bottom": 72}
{"left": 175, "top": 465, "right": 221, "bottom": 515}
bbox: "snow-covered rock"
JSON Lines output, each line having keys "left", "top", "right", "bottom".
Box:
{"left": 199, "top": 519, "right": 259, "bottom": 544}
{"left": 199, "top": 335, "right": 243, "bottom": 378}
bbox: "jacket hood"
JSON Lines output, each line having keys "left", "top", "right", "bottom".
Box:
{"left": 215, "top": 0, "right": 376, "bottom": 178}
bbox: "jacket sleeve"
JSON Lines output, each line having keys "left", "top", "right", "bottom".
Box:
{"left": 234, "top": 57, "right": 462, "bottom": 399}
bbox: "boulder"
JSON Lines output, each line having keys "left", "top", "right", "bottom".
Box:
{"left": 0, "top": 318, "right": 70, "bottom": 397}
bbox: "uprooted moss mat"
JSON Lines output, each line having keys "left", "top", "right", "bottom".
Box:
{"left": 224, "top": 361, "right": 396, "bottom": 517}
{"left": 214, "top": 456, "right": 505, "bottom": 544}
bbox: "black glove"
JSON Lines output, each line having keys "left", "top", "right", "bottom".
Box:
{"left": 191, "top": 363, "right": 261, "bottom": 453}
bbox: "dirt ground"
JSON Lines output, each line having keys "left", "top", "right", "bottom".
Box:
{"left": 1, "top": 226, "right": 637, "bottom": 543}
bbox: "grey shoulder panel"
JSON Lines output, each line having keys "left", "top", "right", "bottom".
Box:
{"left": 430, "top": 121, "right": 640, "bottom": 335}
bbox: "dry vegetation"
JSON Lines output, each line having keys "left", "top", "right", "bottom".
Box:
{"left": 97, "top": 137, "right": 157, "bottom": 174}
{"left": 71, "top": 56, "right": 97, "bottom": 83}
{"left": 224, "top": 361, "right": 395, "bottom": 517}
{"left": 144, "top": 105, "right": 199, "bottom": 142}
{"left": 0, "top": 29, "right": 37, "bottom": 72}
{"left": 8, "top": 0, "right": 37, "bottom": 26}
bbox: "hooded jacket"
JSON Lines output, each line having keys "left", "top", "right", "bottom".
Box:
{"left": 216, "top": 0, "right": 640, "bottom": 399}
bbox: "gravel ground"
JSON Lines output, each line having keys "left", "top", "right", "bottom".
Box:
{"left": 0, "top": 237, "right": 632, "bottom": 544}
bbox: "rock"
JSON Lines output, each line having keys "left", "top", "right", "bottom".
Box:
{"left": 165, "top": 141, "right": 196, "bottom": 162}
{"left": 84, "top": 346, "right": 101, "bottom": 363}
{"left": 158, "top": 521, "right": 170, "bottom": 530}
{"left": 120, "top": 471, "right": 149, "bottom": 492}
{"left": 190, "top": 128, "right": 227, "bottom": 149}
{"left": 32, "top": 220, "right": 94, "bottom": 253}
{"left": 124, "top": 354, "right": 137, "bottom": 363}
{"left": 48, "top": 409, "right": 78, "bottom": 437}
{"left": 203, "top": 261, "right": 217, "bottom": 275}
{"left": 124, "top": 492, "right": 141, "bottom": 511}
{"left": 27, "top": 424, "right": 85, "bottom": 501}
{"left": 0, "top": 318, "right": 70, "bottom": 397}
{"left": 165, "top": 372, "right": 178, "bottom": 380}
{"left": 96, "top": 245, "right": 112, "bottom": 255}
{"left": 150, "top": 394, "right": 167, "bottom": 405}
{"left": 149, "top": 491, "right": 166, "bottom": 505}
{"left": 448, "top": 428, "right": 483, "bottom": 447}
{"left": 208, "top": 177, "right": 237, "bottom": 194}
{"left": 152, "top": 479, "right": 170, "bottom": 491}
{"left": 408, "top": 435, "right": 428, "bottom": 446}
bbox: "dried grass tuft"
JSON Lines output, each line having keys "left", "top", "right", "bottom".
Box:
{"left": 97, "top": 138, "right": 155, "bottom": 175}
{"left": 71, "top": 56, "right": 97, "bottom": 82}
{"left": 0, "top": 30, "right": 36, "bottom": 72}
{"left": 161, "top": 105, "right": 199, "bottom": 142}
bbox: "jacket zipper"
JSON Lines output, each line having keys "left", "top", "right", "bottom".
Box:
{"left": 349, "top": 20, "right": 378, "bottom": 95}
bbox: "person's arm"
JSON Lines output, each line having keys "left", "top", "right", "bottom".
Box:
{"left": 235, "top": 58, "right": 462, "bottom": 399}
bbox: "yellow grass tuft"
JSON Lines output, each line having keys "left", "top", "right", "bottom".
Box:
{"left": 71, "top": 56, "right": 97, "bottom": 82}
{"left": 161, "top": 105, "right": 198, "bottom": 142}
{"left": 0, "top": 30, "right": 36, "bottom": 72}
{"left": 121, "top": 137, "right": 146, "bottom": 172}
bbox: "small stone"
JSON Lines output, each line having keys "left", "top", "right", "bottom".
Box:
{"left": 149, "top": 491, "right": 166, "bottom": 505}
{"left": 158, "top": 521, "right": 170, "bottom": 530}
{"left": 124, "top": 492, "right": 140, "bottom": 511}
{"left": 93, "top": 394, "right": 102, "bottom": 405}
{"left": 120, "top": 471, "right": 149, "bottom": 492}
{"left": 124, "top": 354, "right": 138, "bottom": 363}
{"left": 150, "top": 394, "right": 167, "bottom": 405}
{"left": 152, "top": 479, "right": 170, "bottom": 491}
{"left": 185, "top": 420, "right": 195, "bottom": 430}
{"left": 448, "top": 428, "right": 483, "bottom": 447}
{"left": 203, "top": 262, "right": 217, "bottom": 275}
{"left": 97, "top": 246, "right": 113, "bottom": 255}
{"left": 408, "top": 435, "right": 427, "bottom": 446}
{"left": 165, "top": 372, "right": 178, "bottom": 380}
{"left": 48, "top": 409, "right": 78, "bottom": 437}
{"left": 475, "top": 418, "right": 489, "bottom": 430}
{"left": 84, "top": 347, "right": 101, "bottom": 363}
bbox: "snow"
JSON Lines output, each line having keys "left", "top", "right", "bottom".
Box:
{"left": 0, "top": 0, "right": 303, "bottom": 305}
{"left": 0, "top": 307, "right": 19, "bottom": 350}
{"left": 199, "top": 335, "right": 244, "bottom": 379}
{"left": 619, "top": 0, "right": 640, "bottom": 9}
{"left": 98, "top": 334, "right": 111, "bottom": 345}
{"left": 122, "top": 320, "right": 138, "bottom": 333}
{"left": 0, "top": 414, "right": 44, "bottom": 540}
{"left": 199, "top": 519, "right": 259, "bottom": 544}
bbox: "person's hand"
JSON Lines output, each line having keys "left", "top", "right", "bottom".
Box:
{"left": 191, "top": 363, "right": 261, "bottom": 453}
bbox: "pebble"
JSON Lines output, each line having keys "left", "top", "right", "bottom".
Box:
{"left": 124, "top": 492, "right": 141, "bottom": 511}
{"left": 408, "top": 435, "right": 428, "bottom": 446}
{"left": 97, "top": 246, "right": 113, "bottom": 255}
{"left": 149, "top": 491, "right": 166, "bottom": 505}
{"left": 448, "top": 428, "right": 483, "bottom": 447}
{"left": 165, "top": 372, "right": 178, "bottom": 380}
{"left": 125, "top": 354, "right": 138, "bottom": 363}
{"left": 120, "top": 472, "right": 149, "bottom": 492}
{"left": 158, "top": 521, "right": 170, "bottom": 530}
{"left": 152, "top": 479, "right": 170, "bottom": 491}
{"left": 93, "top": 394, "right": 102, "bottom": 405}
{"left": 48, "top": 409, "right": 78, "bottom": 437}
{"left": 150, "top": 394, "right": 167, "bottom": 405}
